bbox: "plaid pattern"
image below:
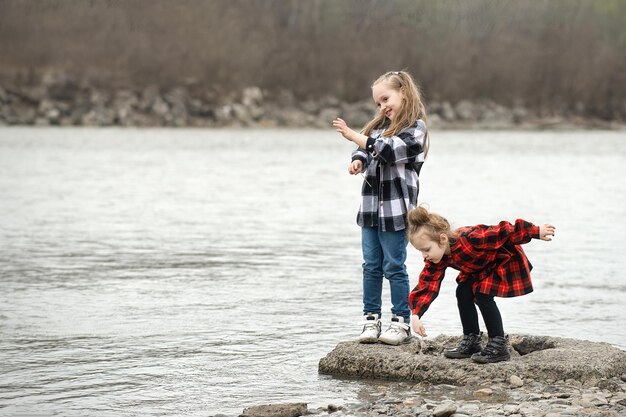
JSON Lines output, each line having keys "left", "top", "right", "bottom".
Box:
{"left": 409, "top": 219, "right": 541, "bottom": 318}
{"left": 351, "top": 119, "right": 427, "bottom": 232}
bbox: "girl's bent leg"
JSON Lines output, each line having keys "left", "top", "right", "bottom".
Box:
{"left": 456, "top": 281, "right": 480, "bottom": 335}
{"left": 361, "top": 227, "right": 384, "bottom": 317}
{"left": 379, "top": 229, "right": 410, "bottom": 323}
{"left": 475, "top": 293, "right": 505, "bottom": 338}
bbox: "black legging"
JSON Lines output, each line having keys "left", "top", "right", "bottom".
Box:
{"left": 456, "top": 279, "right": 504, "bottom": 338}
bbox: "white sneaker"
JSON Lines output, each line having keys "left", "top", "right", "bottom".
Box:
{"left": 358, "top": 313, "right": 381, "bottom": 343}
{"left": 378, "top": 315, "right": 411, "bottom": 345}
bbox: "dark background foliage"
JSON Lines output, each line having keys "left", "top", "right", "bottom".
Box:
{"left": 1, "top": 0, "right": 625, "bottom": 119}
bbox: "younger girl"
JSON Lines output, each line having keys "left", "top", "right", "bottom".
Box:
{"left": 407, "top": 206, "right": 555, "bottom": 363}
{"left": 333, "top": 71, "right": 428, "bottom": 345}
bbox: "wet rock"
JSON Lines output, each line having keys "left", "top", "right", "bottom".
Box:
{"left": 239, "top": 402, "right": 308, "bottom": 417}
{"left": 318, "top": 334, "right": 626, "bottom": 386}
{"left": 473, "top": 388, "right": 493, "bottom": 397}
{"left": 456, "top": 403, "right": 480, "bottom": 414}
{"left": 432, "top": 402, "right": 456, "bottom": 417}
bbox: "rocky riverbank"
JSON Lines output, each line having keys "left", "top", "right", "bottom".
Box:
{"left": 1, "top": 73, "right": 624, "bottom": 130}
{"left": 228, "top": 335, "right": 626, "bottom": 417}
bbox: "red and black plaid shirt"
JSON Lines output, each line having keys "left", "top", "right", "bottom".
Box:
{"left": 409, "top": 219, "right": 541, "bottom": 318}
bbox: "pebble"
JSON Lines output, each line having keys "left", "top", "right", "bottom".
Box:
{"left": 509, "top": 375, "right": 524, "bottom": 387}
{"left": 432, "top": 403, "right": 456, "bottom": 417}
{"left": 503, "top": 403, "right": 519, "bottom": 413}
{"left": 473, "top": 388, "right": 494, "bottom": 397}
{"left": 457, "top": 403, "right": 480, "bottom": 413}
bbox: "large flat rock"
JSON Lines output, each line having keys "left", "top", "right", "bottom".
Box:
{"left": 318, "top": 334, "right": 626, "bottom": 386}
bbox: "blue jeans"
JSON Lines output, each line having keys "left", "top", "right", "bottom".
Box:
{"left": 361, "top": 226, "right": 410, "bottom": 323}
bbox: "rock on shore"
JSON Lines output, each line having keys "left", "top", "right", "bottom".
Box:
{"left": 318, "top": 334, "right": 626, "bottom": 386}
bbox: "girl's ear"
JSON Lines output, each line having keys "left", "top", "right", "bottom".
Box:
{"left": 439, "top": 233, "right": 448, "bottom": 245}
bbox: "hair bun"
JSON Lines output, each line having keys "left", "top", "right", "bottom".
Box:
{"left": 407, "top": 205, "right": 430, "bottom": 228}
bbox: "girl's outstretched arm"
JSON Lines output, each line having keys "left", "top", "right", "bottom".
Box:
{"left": 409, "top": 261, "right": 446, "bottom": 318}
{"left": 332, "top": 118, "right": 368, "bottom": 148}
{"left": 467, "top": 219, "right": 541, "bottom": 249}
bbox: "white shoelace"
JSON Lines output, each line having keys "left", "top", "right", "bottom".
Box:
{"left": 362, "top": 321, "right": 380, "bottom": 331}
{"left": 387, "top": 322, "right": 409, "bottom": 335}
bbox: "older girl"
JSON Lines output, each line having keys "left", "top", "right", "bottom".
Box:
{"left": 407, "top": 206, "right": 555, "bottom": 363}
{"left": 333, "top": 71, "right": 428, "bottom": 345}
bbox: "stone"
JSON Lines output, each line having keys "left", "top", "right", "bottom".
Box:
{"left": 239, "top": 403, "right": 308, "bottom": 417}
{"left": 509, "top": 375, "right": 524, "bottom": 387}
{"left": 503, "top": 404, "right": 519, "bottom": 413}
{"left": 473, "top": 388, "right": 493, "bottom": 397}
{"left": 433, "top": 403, "right": 457, "bottom": 417}
{"left": 457, "top": 403, "right": 480, "bottom": 413}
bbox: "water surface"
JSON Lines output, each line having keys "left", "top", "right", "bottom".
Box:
{"left": 1, "top": 128, "right": 625, "bottom": 416}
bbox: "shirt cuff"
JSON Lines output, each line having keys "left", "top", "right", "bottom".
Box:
{"left": 365, "top": 137, "right": 376, "bottom": 153}
{"left": 531, "top": 224, "right": 541, "bottom": 239}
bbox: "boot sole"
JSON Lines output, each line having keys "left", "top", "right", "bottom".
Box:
{"left": 378, "top": 335, "right": 413, "bottom": 346}
{"left": 444, "top": 353, "right": 475, "bottom": 359}
{"left": 471, "top": 355, "right": 511, "bottom": 364}
{"left": 444, "top": 348, "right": 482, "bottom": 359}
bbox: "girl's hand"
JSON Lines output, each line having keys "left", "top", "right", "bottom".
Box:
{"left": 411, "top": 315, "right": 427, "bottom": 337}
{"left": 332, "top": 117, "right": 356, "bottom": 142}
{"left": 539, "top": 224, "right": 556, "bottom": 241}
{"left": 348, "top": 160, "right": 362, "bottom": 175}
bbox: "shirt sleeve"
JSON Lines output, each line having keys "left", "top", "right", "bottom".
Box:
{"left": 370, "top": 121, "right": 426, "bottom": 165}
{"left": 351, "top": 147, "right": 370, "bottom": 168}
{"left": 466, "top": 219, "right": 541, "bottom": 250}
{"left": 408, "top": 259, "right": 447, "bottom": 318}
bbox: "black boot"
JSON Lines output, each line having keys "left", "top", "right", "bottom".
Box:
{"left": 444, "top": 333, "right": 483, "bottom": 359}
{"left": 471, "top": 335, "right": 511, "bottom": 364}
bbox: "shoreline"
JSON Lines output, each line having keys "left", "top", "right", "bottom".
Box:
{"left": 233, "top": 335, "right": 626, "bottom": 417}
{"left": 237, "top": 375, "right": 626, "bottom": 417}
{"left": 1, "top": 75, "right": 624, "bottom": 131}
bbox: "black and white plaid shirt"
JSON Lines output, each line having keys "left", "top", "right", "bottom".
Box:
{"left": 351, "top": 119, "right": 427, "bottom": 232}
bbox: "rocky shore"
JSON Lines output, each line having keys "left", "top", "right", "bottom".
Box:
{"left": 230, "top": 335, "right": 626, "bottom": 417}
{"left": 1, "top": 73, "right": 624, "bottom": 130}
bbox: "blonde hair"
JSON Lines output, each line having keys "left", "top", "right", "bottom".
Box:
{"left": 363, "top": 70, "right": 429, "bottom": 157}
{"left": 407, "top": 205, "right": 456, "bottom": 244}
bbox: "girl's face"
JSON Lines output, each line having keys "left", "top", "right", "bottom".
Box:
{"left": 372, "top": 81, "right": 404, "bottom": 121}
{"left": 410, "top": 229, "right": 449, "bottom": 264}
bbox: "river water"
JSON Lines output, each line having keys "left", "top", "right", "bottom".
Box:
{"left": 0, "top": 127, "right": 625, "bottom": 416}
